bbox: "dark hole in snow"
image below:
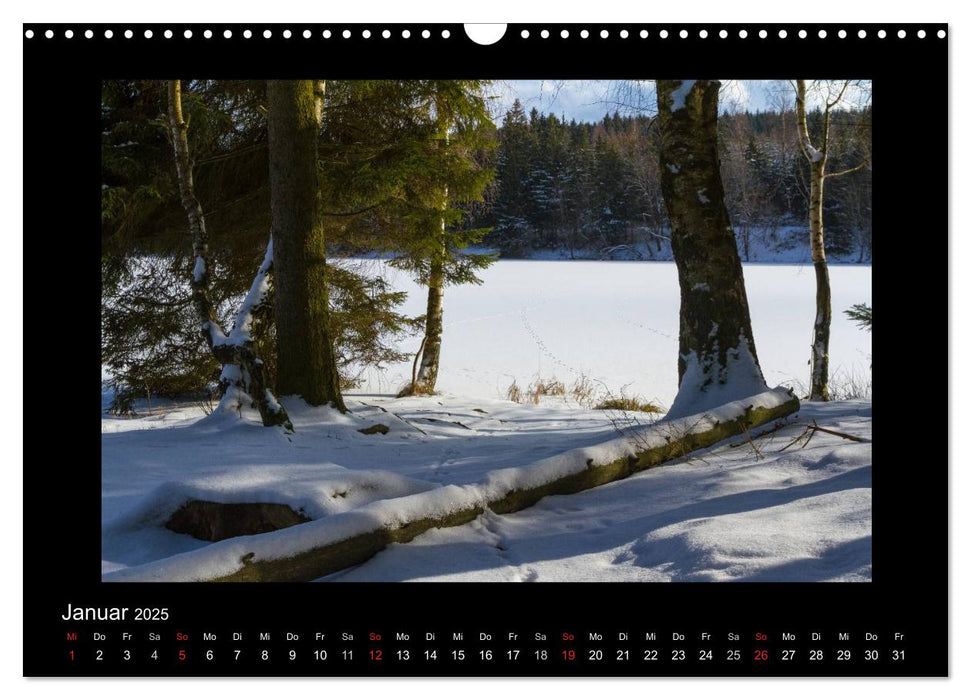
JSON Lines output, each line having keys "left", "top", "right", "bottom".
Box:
{"left": 165, "top": 500, "right": 311, "bottom": 542}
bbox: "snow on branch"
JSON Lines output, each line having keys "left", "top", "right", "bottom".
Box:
{"left": 214, "top": 235, "right": 274, "bottom": 348}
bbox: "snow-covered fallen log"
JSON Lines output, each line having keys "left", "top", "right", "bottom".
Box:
{"left": 104, "top": 387, "right": 799, "bottom": 583}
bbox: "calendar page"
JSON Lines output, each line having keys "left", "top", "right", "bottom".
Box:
{"left": 23, "top": 22, "right": 947, "bottom": 677}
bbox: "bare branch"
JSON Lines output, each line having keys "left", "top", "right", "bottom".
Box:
{"left": 825, "top": 160, "right": 869, "bottom": 180}
{"left": 320, "top": 200, "right": 390, "bottom": 218}
{"left": 195, "top": 142, "right": 267, "bottom": 167}
{"left": 820, "top": 80, "right": 851, "bottom": 156}
{"left": 826, "top": 80, "right": 850, "bottom": 110}
{"left": 822, "top": 102, "right": 832, "bottom": 157}
{"left": 809, "top": 420, "right": 868, "bottom": 442}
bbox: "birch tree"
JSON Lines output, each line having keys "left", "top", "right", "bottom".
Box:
{"left": 794, "top": 80, "right": 869, "bottom": 401}
{"left": 267, "top": 80, "right": 346, "bottom": 411}
{"left": 166, "top": 79, "right": 292, "bottom": 430}
{"left": 656, "top": 80, "right": 768, "bottom": 418}
{"left": 412, "top": 88, "right": 450, "bottom": 394}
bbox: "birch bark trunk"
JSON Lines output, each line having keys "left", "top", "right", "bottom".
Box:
{"left": 415, "top": 246, "right": 445, "bottom": 391}
{"left": 796, "top": 80, "right": 833, "bottom": 402}
{"left": 166, "top": 80, "right": 292, "bottom": 429}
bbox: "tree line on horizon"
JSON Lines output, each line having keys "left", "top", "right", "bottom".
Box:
{"left": 477, "top": 99, "right": 871, "bottom": 262}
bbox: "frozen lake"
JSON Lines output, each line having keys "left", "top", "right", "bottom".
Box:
{"left": 348, "top": 259, "right": 872, "bottom": 409}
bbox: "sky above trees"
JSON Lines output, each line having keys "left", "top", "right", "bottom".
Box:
{"left": 494, "top": 80, "right": 872, "bottom": 122}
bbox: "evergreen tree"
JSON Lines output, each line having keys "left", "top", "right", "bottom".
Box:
{"left": 481, "top": 100, "right": 869, "bottom": 262}
{"left": 592, "top": 136, "right": 630, "bottom": 249}
{"left": 491, "top": 99, "right": 535, "bottom": 255}
{"left": 102, "top": 80, "right": 216, "bottom": 407}
{"left": 103, "top": 80, "right": 491, "bottom": 410}
{"left": 561, "top": 124, "right": 597, "bottom": 256}
{"left": 844, "top": 303, "right": 872, "bottom": 331}
{"left": 390, "top": 80, "right": 497, "bottom": 395}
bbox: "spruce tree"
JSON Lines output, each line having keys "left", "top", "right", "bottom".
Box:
{"left": 389, "top": 80, "right": 496, "bottom": 396}
{"left": 491, "top": 99, "right": 534, "bottom": 255}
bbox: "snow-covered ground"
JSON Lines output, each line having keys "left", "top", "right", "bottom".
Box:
{"left": 102, "top": 396, "right": 627, "bottom": 572}
{"left": 102, "top": 260, "right": 871, "bottom": 582}
{"left": 329, "top": 401, "right": 871, "bottom": 583}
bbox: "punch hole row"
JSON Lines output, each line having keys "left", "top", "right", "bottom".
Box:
{"left": 24, "top": 26, "right": 947, "bottom": 41}
{"left": 518, "top": 27, "right": 945, "bottom": 40}
{"left": 24, "top": 27, "right": 454, "bottom": 40}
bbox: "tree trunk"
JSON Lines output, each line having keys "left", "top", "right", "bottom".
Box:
{"left": 166, "top": 80, "right": 291, "bottom": 430}
{"left": 808, "top": 161, "right": 831, "bottom": 401}
{"left": 415, "top": 244, "right": 445, "bottom": 391}
{"left": 414, "top": 92, "right": 450, "bottom": 393}
{"left": 656, "top": 80, "right": 767, "bottom": 418}
{"left": 267, "top": 80, "right": 346, "bottom": 411}
{"left": 166, "top": 80, "right": 219, "bottom": 345}
{"left": 795, "top": 79, "right": 832, "bottom": 402}
{"left": 215, "top": 238, "right": 294, "bottom": 429}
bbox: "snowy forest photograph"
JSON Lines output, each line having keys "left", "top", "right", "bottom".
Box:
{"left": 101, "top": 78, "right": 872, "bottom": 583}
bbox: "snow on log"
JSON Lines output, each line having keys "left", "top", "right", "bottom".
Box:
{"left": 104, "top": 387, "right": 799, "bottom": 583}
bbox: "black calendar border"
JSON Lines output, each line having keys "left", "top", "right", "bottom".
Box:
{"left": 23, "top": 23, "right": 948, "bottom": 677}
